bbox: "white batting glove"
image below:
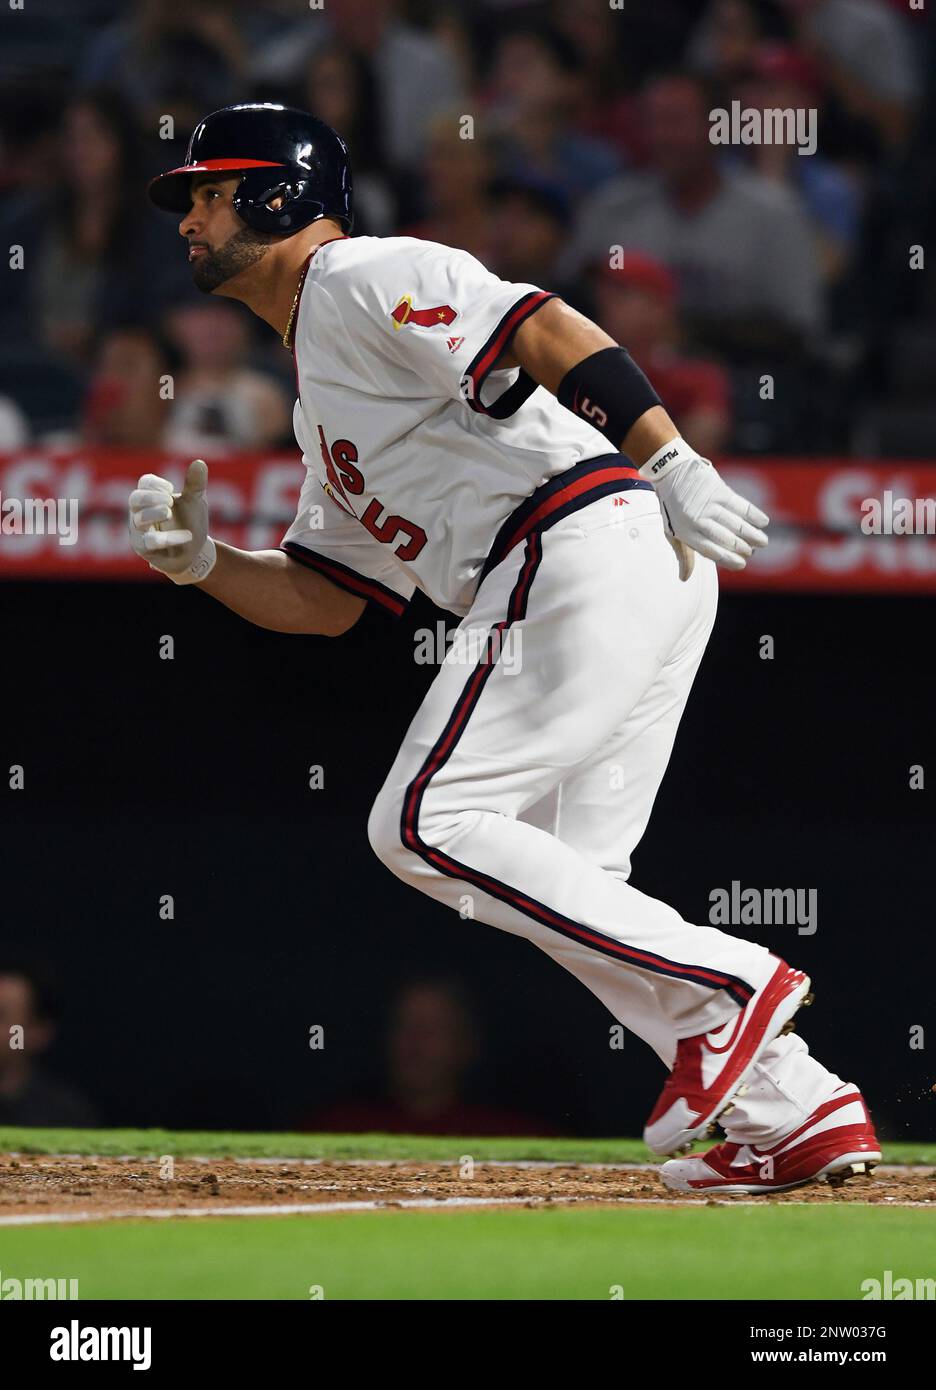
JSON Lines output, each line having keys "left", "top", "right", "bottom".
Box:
{"left": 639, "top": 439, "right": 769, "bottom": 578}
{"left": 128, "top": 459, "right": 217, "bottom": 585}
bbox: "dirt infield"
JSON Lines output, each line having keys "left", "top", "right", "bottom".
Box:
{"left": 0, "top": 1154, "right": 931, "bottom": 1220}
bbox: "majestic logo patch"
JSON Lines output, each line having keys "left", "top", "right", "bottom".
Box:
{"left": 391, "top": 295, "right": 458, "bottom": 330}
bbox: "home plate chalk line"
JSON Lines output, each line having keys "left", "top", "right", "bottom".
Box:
{"left": 2, "top": 1185, "right": 934, "bottom": 1226}
{"left": 2, "top": 1194, "right": 934, "bottom": 1225}
{"left": 0, "top": 1159, "right": 931, "bottom": 1224}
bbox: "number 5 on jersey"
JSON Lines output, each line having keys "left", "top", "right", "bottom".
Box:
{"left": 318, "top": 424, "right": 427, "bottom": 562}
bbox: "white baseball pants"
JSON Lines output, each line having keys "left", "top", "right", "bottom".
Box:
{"left": 368, "top": 488, "right": 843, "bottom": 1141}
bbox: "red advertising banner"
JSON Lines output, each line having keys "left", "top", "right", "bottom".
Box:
{"left": 1, "top": 450, "right": 935, "bottom": 591}
{"left": 716, "top": 460, "right": 936, "bottom": 593}
{"left": 0, "top": 450, "right": 301, "bottom": 580}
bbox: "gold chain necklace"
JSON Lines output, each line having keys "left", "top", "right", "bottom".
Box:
{"left": 281, "top": 238, "right": 348, "bottom": 350}
{"left": 281, "top": 253, "right": 315, "bottom": 350}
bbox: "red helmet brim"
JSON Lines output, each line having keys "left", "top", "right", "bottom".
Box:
{"left": 148, "top": 158, "right": 285, "bottom": 213}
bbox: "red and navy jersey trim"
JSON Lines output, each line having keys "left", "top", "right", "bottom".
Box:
{"left": 400, "top": 531, "right": 756, "bottom": 1009}
{"left": 461, "top": 290, "right": 557, "bottom": 418}
{"left": 479, "top": 452, "right": 654, "bottom": 587}
{"left": 281, "top": 540, "right": 409, "bottom": 618}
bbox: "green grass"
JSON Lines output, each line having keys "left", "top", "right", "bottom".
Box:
{"left": 1, "top": 1126, "right": 934, "bottom": 1164}
{"left": 1, "top": 1207, "right": 934, "bottom": 1300}
{"left": 0, "top": 1126, "right": 653, "bottom": 1162}
{"left": 1, "top": 1127, "right": 933, "bottom": 1300}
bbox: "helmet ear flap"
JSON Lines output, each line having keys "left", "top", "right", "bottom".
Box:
{"left": 232, "top": 171, "right": 328, "bottom": 234}
{"left": 259, "top": 179, "right": 295, "bottom": 211}
{"left": 251, "top": 179, "right": 292, "bottom": 227}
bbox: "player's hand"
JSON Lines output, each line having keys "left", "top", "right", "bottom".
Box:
{"left": 640, "top": 441, "right": 769, "bottom": 577}
{"left": 128, "top": 459, "right": 217, "bottom": 584}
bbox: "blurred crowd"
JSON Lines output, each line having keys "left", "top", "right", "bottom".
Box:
{"left": 0, "top": 955, "right": 97, "bottom": 1127}
{"left": 0, "top": 0, "right": 934, "bottom": 459}
{"left": 0, "top": 953, "right": 556, "bottom": 1136}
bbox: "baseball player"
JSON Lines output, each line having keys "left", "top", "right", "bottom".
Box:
{"left": 135, "top": 105, "right": 879, "bottom": 1193}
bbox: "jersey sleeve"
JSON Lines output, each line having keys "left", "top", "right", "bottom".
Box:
{"left": 338, "top": 239, "right": 558, "bottom": 418}
{"left": 281, "top": 458, "right": 415, "bottom": 619}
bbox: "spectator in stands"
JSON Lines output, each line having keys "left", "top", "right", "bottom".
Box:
{"left": 299, "top": 42, "right": 397, "bottom": 236}
{"left": 77, "top": 0, "right": 252, "bottom": 135}
{"left": 0, "top": 84, "right": 63, "bottom": 201}
{"left": 781, "top": 0, "right": 921, "bottom": 154}
{"left": 81, "top": 325, "right": 173, "bottom": 449}
{"left": 487, "top": 175, "right": 583, "bottom": 307}
{"left": 590, "top": 252, "right": 732, "bottom": 458}
{"left": 548, "top": 0, "right": 647, "bottom": 168}
{"left": 483, "top": 23, "right": 622, "bottom": 203}
{"left": 0, "top": 87, "right": 174, "bottom": 368}
{"left": 564, "top": 71, "right": 824, "bottom": 358}
{"left": 0, "top": 958, "right": 98, "bottom": 1128}
{"left": 160, "top": 300, "right": 292, "bottom": 454}
{"left": 686, "top": 0, "right": 770, "bottom": 94}
{"left": 735, "top": 43, "right": 862, "bottom": 284}
{"left": 399, "top": 114, "right": 498, "bottom": 263}
{"left": 301, "top": 978, "right": 560, "bottom": 1137}
{"left": 249, "top": 0, "right": 464, "bottom": 174}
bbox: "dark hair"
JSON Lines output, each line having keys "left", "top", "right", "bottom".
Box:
{"left": 642, "top": 66, "right": 720, "bottom": 112}
{"left": 53, "top": 85, "right": 147, "bottom": 258}
{"left": 489, "top": 174, "right": 570, "bottom": 226}
{"left": 91, "top": 318, "right": 182, "bottom": 374}
{"left": 302, "top": 41, "right": 387, "bottom": 173}
{"left": 495, "top": 21, "right": 583, "bottom": 76}
{"left": 0, "top": 954, "right": 65, "bottom": 1023}
{"left": 151, "top": 33, "right": 238, "bottom": 118}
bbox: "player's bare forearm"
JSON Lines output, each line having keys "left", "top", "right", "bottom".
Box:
{"left": 506, "top": 297, "right": 768, "bottom": 571}
{"left": 199, "top": 542, "right": 365, "bottom": 636}
{"left": 505, "top": 298, "right": 680, "bottom": 464}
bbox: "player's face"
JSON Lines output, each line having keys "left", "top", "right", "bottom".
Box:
{"left": 179, "top": 176, "right": 273, "bottom": 294}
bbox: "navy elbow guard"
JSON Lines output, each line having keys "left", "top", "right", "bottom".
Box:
{"left": 557, "top": 347, "right": 661, "bottom": 448}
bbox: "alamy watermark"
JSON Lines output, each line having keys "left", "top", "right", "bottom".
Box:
{"left": 709, "top": 881, "right": 817, "bottom": 936}
{"left": 861, "top": 1271, "right": 935, "bottom": 1300}
{"left": 1, "top": 1271, "right": 79, "bottom": 1300}
{"left": 413, "top": 621, "right": 522, "bottom": 672}
{"left": 860, "top": 492, "right": 936, "bottom": 535}
{"left": 709, "top": 101, "right": 817, "bottom": 156}
{"left": 50, "top": 1321, "right": 151, "bottom": 1370}
{"left": 0, "top": 493, "right": 78, "bottom": 546}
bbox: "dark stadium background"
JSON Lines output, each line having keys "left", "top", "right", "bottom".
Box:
{"left": 1, "top": 0, "right": 934, "bottom": 1143}
{"left": 4, "top": 580, "right": 933, "bottom": 1140}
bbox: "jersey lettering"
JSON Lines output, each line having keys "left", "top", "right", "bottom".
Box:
{"left": 319, "top": 424, "right": 427, "bottom": 561}
{"left": 317, "top": 425, "right": 364, "bottom": 509}
{"left": 331, "top": 439, "right": 365, "bottom": 494}
{"left": 361, "top": 500, "right": 427, "bottom": 561}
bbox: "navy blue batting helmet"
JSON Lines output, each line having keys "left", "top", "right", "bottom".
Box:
{"left": 148, "top": 103, "right": 353, "bottom": 234}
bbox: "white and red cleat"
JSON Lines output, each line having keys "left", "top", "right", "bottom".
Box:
{"left": 644, "top": 956, "right": 813, "bottom": 1156}
{"left": 658, "top": 1083, "right": 881, "bottom": 1193}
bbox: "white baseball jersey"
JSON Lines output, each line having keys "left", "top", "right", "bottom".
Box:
{"left": 281, "top": 234, "right": 656, "bottom": 617}
{"left": 278, "top": 235, "right": 841, "bottom": 1148}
